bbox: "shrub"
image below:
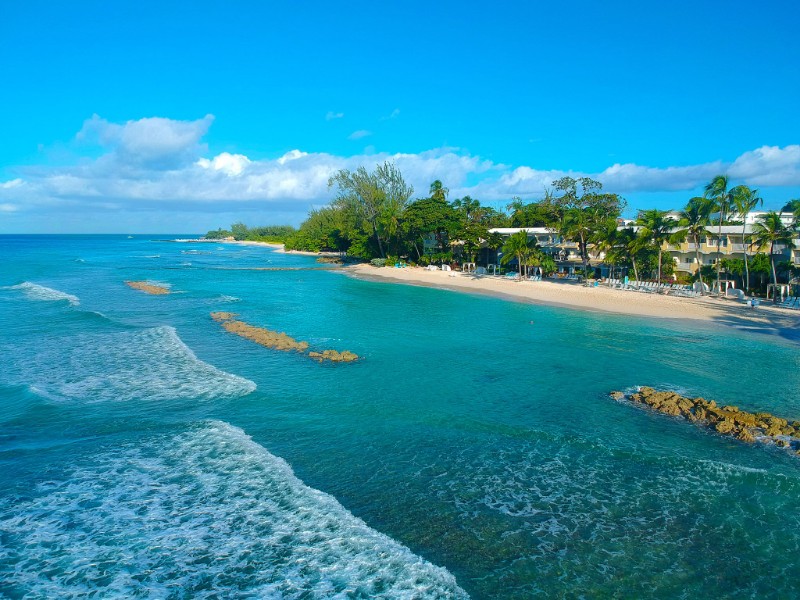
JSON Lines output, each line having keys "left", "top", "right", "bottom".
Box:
{"left": 370, "top": 258, "right": 387, "bottom": 267}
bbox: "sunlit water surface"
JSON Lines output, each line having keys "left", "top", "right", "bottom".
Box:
{"left": 1, "top": 235, "right": 799, "bottom": 599}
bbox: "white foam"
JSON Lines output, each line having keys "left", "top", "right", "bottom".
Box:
{"left": 9, "top": 326, "right": 256, "bottom": 402}
{"left": 0, "top": 421, "right": 468, "bottom": 598}
{"left": 6, "top": 282, "right": 80, "bottom": 306}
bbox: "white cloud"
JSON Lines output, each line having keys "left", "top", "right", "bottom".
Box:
{"left": 76, "top": 113, "right": 214, "bottom": 169}
{"left": 325, "top": 111, "right": 344, "bottom": 120}
{"left": 728, "top": 145, "right": 800, "bottom": 186}
{"left": 196, "top": 152, "right": 250, "bottom": 176}
{"left": 276, "top": 149, "right": 308, "bottom": 165}
{"left": 2, "top": 114, "right": 800, "bottom": 233}
{"left": 1, "top": 178, "right": 24, "bottom": 189}
{"left": 348, "top": 130, "right": 372, "bottom": 140}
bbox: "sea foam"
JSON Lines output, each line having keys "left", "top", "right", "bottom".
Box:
{"left": 6, "top": 282, "right": 80, "bottom": 306}
{"left": 0, "top": 421, "right": 468, "bottom": 598}
{"left": 10, "top": 326, "right": 256, "bottom": 402}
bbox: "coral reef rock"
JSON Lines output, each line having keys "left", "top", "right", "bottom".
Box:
{"left": 125, "top": 281, "right": 170, "bottom": 295}
{"left": 211, "top": 313, "right": 359, "bottom": 364}
{"left": 611, "top": 387, "right": 800, "bottom": 455}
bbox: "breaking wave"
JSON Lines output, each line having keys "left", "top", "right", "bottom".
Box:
{"left": 0, "top": 421, "right": 468, "bottom": 598}
{"left": 5, "top": 282, "right": 80, "bottom": 306}
{"left": 7, "top": 326, "right": 256, "bottom": 402}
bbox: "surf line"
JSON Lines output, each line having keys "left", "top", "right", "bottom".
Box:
{"left": 210, "top": 312, "right": 359, "bottom": 363}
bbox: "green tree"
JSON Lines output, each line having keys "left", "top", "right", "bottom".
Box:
{"left": 751, "top": 211, "right": 796, "bottom": 298}
{"left": 609, "top": 227, "right": 645, "bottom": 282}
{"left": 670, "top": 197, "right": 713, "bottom": 290}
{"left": 507, "top": 193, "right": 561, "bottom": 228}
{"left": 636, "top": 209, "right": 675, "bottom": 283}
{"left": 500, "top": 231, "right": 539, "bottom": 278}
{"left": 402, "top": 196, "right": 460, "bottom": 259}
{"left": 429, "top": 180, "right": 449, "bottom": 202}
{"left": 590, "top": 218, "right": 622, "bottom": 279}
{"left": 204, "top": 228, "right": 233, "bottom": 240}
{"left": 286, "top": 207, "right": 349, "bottom": 253}
{"left": 729, "top": 184, "right": 763, "bottom": 292}
{"left": 552, "top": 177, "right": 625, "bottom": 278}
{"left": 230, "top": 222, "right": 249, "bottom": 241}
{"left": 781, "top": 199, "right": 800, "bottom": 227}
{"left": 328, "top": 162, "right": 413, "bottom": 258}
{"left": 703, "top": 175, "right": 732, "bottom": 293}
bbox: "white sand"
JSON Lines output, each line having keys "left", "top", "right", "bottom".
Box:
{"left": 199, "top": 239, "right": 799, "bottom": 339}
{"left": 344, "top": 264, "right": 800, "bottom": 338}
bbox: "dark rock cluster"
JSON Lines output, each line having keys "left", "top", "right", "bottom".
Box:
{"left": 611, "top": 387, "right": 800, "bottom": 453}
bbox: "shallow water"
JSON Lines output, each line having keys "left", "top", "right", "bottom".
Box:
{"left": 1, "top": 235, "right": 799, "bottom": 598}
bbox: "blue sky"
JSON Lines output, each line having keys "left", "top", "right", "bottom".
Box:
{"left": 1, "top": 0, "right": 799, "bottom": 233}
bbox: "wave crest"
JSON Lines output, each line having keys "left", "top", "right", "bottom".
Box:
{"left": 0, "top": 421, "right": 468, "bottom": 598}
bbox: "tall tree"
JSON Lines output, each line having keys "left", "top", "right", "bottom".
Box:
{"left": 591, "top": 218, "right": 623, "bottom": 279}
{"left": 751, "top": 212, "right": 796, "bottom": 299}
{"left": 636, "top": 209, "right": 675, "bottom": 283}
{"left": 401, "top": 196, "right": 459, "bottom": 259}
{"left": 703, "top": 175, "right": 732, "bottom": 293}
{"left": 552, "top": 177, "right": 626, "bottom": 278}
{"left": 500, "top": 230, "right": 539, "bottom": 278}
{"left": 328, "top": 162, "right": 413, "bottom": 258}
{"left": 671, "top": 197, "right": 713, "bottom": 290}
{"left": 608, "top": 227, "right": 644, "bottom": 283}
{"left": 729, "top": 184, "right": 763, "bottom": 292}
{"left": 429, "top": 180, "right": 449, "bottom": 202}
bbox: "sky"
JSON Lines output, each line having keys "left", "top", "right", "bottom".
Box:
{"left": 1, "top": 0, "right": 799, "bottom": 233}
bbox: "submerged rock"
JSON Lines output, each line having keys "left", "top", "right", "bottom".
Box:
{"left": 211, "top": 313, "right": 359, "bottom": 364}
{"left": 308, "top": 349, "right": 359, "bottom": 363}
{"left": 125, "top": 280, "right": 170, "bottom": 295}
{"left": 610, "top": 387, "right": 799, "bottom": 455}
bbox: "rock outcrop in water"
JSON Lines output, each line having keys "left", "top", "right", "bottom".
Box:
{"left": 210, "top": 312, "right": 359, "bottom": 363}
{"left": 125, "top": 281, "right": 170, "bottom": 295}
{"left": 308, "top": 349, "right": 359, "bottom": 363}
{"left": 612, "top": 387, "right": 800, "bottom": 454}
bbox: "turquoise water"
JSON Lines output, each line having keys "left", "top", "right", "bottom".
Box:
{"left": 1, "top": 235, "right": 800, "bottom": 599}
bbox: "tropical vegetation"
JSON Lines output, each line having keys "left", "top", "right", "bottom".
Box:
{"left": 206, "top": 165, "right": 799, "bottom": 295}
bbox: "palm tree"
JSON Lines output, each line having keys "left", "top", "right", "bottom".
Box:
{"left": 636, "top": 209, "right": 675, "bottom": 283}
{"left": 591, "top": 218, "right": 622, "bottom": 279}
{"left": 606, "top": 227, "right": 643, "bottom": 283}
{"left": 670, "top": 197, "right": 712, "bottom": 290}
{"left": 703, "top": 175, "right": 732, "bottom": 293}
{"left": 500, "top": 231, "right": 538, "bottom": 278}
{"left": 561, "top": 207, "right": 594, "bottom": 278}
{"left": 729, "top": 185, "right": 762, "bottom": 293}
{"left": 429, "top": 180, "right": 449, "bottom": 202}
{"left": 751, "top": 211, "right": 796, "bottom": 300}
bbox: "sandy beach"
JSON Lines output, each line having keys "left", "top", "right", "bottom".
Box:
{"left": 199, "top": 239, "right": 799, "bottom": 340}
{"left": 344, "top": 263, "right": 800, "bottom": 341}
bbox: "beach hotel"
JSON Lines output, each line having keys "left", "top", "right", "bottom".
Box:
{"left": 469, "top": 211, "right": 800, "bottom": 284}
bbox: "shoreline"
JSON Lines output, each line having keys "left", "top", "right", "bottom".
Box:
{"left": 184, "top": 238, "right": 799, "bottom": 342}
{"left": 342, "top": 264, "right": 800, "bottom": 342}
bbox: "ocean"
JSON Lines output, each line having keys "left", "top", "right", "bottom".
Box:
{"left": 1, "top": 234, "right": 799, "bottom": 599}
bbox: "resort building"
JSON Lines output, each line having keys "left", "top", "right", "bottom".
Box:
{"left": 487, "top": 212, "right": 800, "bottom": 280}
